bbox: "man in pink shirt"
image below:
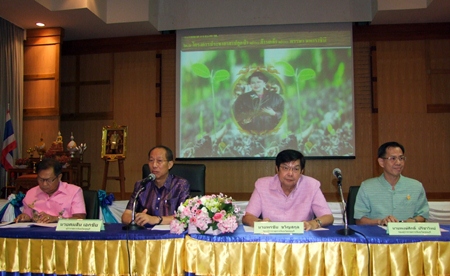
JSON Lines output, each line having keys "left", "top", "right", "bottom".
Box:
{"left": 15, "top": 158, "right": 86, "bottom": 223}
{"left": 242, "top": 149, "right": 334, "bottom": 230}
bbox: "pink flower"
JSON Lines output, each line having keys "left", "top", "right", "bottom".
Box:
{"left": 218, "top": 216, "right": 238, "bottom": 233}
{"left": 169, "top": 193, "right": 243, "bottom": 235}
{"left": 170, "top": 220, "right": 186, "bottom": 234}
{"left": 213, "top": 212, "right": 223, "bottom": 222}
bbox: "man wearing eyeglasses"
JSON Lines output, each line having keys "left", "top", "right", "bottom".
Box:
{"left": 122, "top": 145, "right": 190, "bottom": 227}
{"left": 354, "top": 141, "right": 429, "bottom": 225}
{"left": 242, "top": 149, "right": 334, "bottom": 230}
{"left": 15, "top": 158, "right": 86, "bottom": 223}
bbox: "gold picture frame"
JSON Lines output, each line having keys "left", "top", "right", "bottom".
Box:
{"left": 101, "top": 124, "right": 127, "bottom": 159}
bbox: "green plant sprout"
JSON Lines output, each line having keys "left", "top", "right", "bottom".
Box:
{"left": 191, "top": 63, "right": 230, "bottom": 134}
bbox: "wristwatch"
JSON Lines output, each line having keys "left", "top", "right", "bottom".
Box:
{"left": 315, "top": 219, "right": 322, "bottom": 228}
{"left": 156, "top": 216, "right": 163, "bottom": 225}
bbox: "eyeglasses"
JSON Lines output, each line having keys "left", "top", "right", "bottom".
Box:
{"left": 382, "top": 156, "right": 407, "bottom": 162}
{"left": 279, "top": 165, "right": 302, "bottom": 173}
{"left": 149, "top": 159, "right": 167, "bottom": 166}
{"left": 37, "top": 176, "right": 58, "bottom": 184}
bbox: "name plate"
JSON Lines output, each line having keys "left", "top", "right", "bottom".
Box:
{"left": 254, "top": 221, "right": 304, "bottom": 234}
{"left": 56, "top": 219, "right": 105, "bottom": 232}
{"left": 387, "top": 222, "right": 441, "bottom": 236}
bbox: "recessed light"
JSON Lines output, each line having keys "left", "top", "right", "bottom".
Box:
{"left": 36, "top": 22, "right": 45, "bottom": 27}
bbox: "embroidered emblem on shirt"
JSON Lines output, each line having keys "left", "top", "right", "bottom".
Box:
{"left": 406, "top": 194, "right": 411, "bottom": 200}
{"left": 59, "top": 209, "right": 65, "bottom": 218}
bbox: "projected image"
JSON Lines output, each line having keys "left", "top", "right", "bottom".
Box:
{"left": 233, "top": 71, "right": 285, "bottom": 135}
{"left": 178, "top": 25, "right": 355, "bottom": 159}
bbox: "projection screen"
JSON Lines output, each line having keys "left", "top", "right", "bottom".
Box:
{"left": 176, "top": 23, "right": 354, "bottom": 159}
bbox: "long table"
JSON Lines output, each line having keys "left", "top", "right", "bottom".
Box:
{"left": 0, "top": 223, "right": 185, "bottom": 276}
{"left": 1, "top": 223, "right": 450, "bottom": 276}
{"left": 186, "top": 224, "right": 450, "bottom": 276}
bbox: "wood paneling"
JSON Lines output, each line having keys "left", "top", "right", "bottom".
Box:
{"left": 376, "top": 39, "right": 450, "bottom": 195}
{"left": 23, "top": 28, "right": 62, "bottom": 118}
{"left": 60, "top": 54, "right": 114, "bottom": 120}
{"left": 22, "top": 28, "right": 62, "bottom": 154}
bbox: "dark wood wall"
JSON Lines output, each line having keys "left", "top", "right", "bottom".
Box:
{"left": 23, "top": 23, "right": 450, "bottom": 201}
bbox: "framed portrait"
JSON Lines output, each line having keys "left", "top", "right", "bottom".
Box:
{"left": 101, "top": 124, "right": 127, "bottom": 159}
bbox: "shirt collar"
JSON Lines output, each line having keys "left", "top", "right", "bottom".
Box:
{"left": 379, "top": 173, "right": 404, "bottom": 188}
{"left": 150, "top": 174, "right": 174, "bottom": 190}
{"left": 36, "top": 181, "right": 66, "bottom": 197}
{"left": 270, "top": 174, "right": 301, "bottom": 193}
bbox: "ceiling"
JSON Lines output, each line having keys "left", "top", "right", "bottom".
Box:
{"left": 0, "top": 0, "right": 449, "bottom": 42}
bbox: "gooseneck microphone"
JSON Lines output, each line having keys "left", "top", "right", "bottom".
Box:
{"left": 141, "top": 173, "right": 156, "bottom": 184}
{"left": 333, "top": 168, "right": 355, "bottom": 236}
{"left": 122, "top": 173, "right": 156, "bottom": 230}
{"left": 333, "top": 168, "right": 343, "bottom": 182}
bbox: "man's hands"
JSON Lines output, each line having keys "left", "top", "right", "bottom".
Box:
{"left": 15, "top": 212, "right": 57, "bottom": 223}
{"left": 134, "top": 209, "right": 161, "bottom": 226}
{"left": 378, "top": 215, "right": 399, "bottom": 225}
{"left": 14, "top": 213, "right": 31, "bottom": 223}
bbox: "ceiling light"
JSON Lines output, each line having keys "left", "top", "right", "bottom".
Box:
{"left": 36, "top": 22, "right": 45, "bottom": 27}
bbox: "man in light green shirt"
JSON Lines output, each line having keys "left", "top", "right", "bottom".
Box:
{"left": 354, "top": 141, "right": 429, "bottom": 225}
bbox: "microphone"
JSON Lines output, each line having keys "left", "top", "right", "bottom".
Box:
{"left": 141, "top": 173, "right": 156, "bottom": 185}
{"left": 122, "top": 173, "right": 155, "bottom": 231}
{"left": 333, "top": 168, "right": 342, "bottom": 181}
{"left": 333, "top": 168, "right": 355, "bottom": 236}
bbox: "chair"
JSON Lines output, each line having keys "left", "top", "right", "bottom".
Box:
{"left": 346, "top": 186, "right": 360, "bottom": 225}
{"left": 83, "top": 190, "right": 100, "bottom": 219}
{"left": 142, "top": 163, "right": 206, "bottom": 197}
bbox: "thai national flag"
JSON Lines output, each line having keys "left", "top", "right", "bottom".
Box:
{"left": 1, "top": 109, "right": 17, "bottom": 170}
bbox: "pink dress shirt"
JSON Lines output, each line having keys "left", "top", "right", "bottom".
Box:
{"left": 22, "top": 181, "right": 86, "bottom": 218}
{"left": 245, "top": 174, "right": 331, "bottom": 222}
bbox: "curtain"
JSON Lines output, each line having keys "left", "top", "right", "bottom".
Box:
{"left": 0, "top": 17, "right": 24, "bottom": 192}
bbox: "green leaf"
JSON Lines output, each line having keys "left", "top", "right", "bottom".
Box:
{"left": 213, "top": 70, "right": 230, "bottom": 83}
{"left": 192, "top": 63, "right": 211, "bottom": 78}
{"left": 297, "top": 68, "right": 316, "bottom": 82}
{"left": 327, "top": 124, "right": 336, "bottom": 135}
{"left": 274, "top": 61, "right": 295, "bottom": 76}
{"left": 332, "top": 62, "right": 345, "bottom": 87}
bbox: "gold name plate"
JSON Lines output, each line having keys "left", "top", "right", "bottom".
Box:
{"left": 254, "top": 221, "right": 304, "bottom": 234}
{"left": 56, "top": 219, "right": 105, "bottom": 232}
{"left": 387, "top": 222, "right": 441, "bottom": 236}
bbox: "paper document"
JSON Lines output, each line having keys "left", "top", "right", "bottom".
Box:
{"left": 0, "top": 222, "right": 57, "bottom": 228}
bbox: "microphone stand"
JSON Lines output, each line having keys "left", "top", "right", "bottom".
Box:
{"left": 336, "top": 178, "right": 355, "bottom": 235}
{"left": 122, "top": 183, "right": 147, "bottom": 230}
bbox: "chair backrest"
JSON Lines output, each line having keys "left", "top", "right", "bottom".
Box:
{"left": 83, "top": 189, "right": 100, "bottom": 219}
{"left": 142, "top": 163, "right": 206, "bottom": 197}
{"left": 346, "top": 186, "right": 360, "bottom": 225}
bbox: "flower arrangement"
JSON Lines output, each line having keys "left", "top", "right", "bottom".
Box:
{"left": 170, "top": 193, "right": 242, "bottom": 235}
